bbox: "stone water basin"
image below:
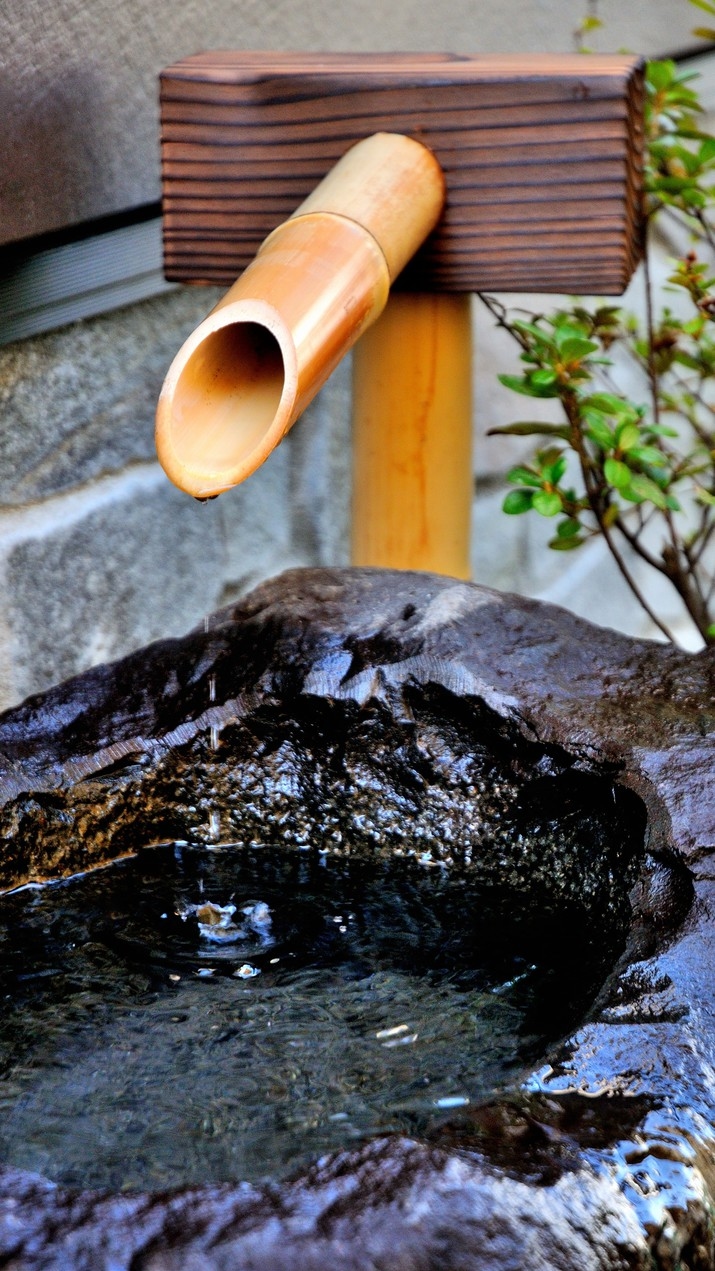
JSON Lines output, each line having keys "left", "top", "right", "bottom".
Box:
{"left": 0, "top": 840, "right": 624, "bottom": 1195}
{"left": 0, "top": 566, "right": 713, "bottom": 1269}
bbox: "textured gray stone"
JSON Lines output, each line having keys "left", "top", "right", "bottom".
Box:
{"left": 288, "top": 353, "right": 352, "bottom": 568}
{"left": 214, "top": 444, "right": 307, "bottom": 609}
{"left": 472, "top": 482, "right": 539, "bottom": 594}
{"left": 2, "top": 473, "right": 227, "bottom": 706}
{"left": 0, "top": 287, "right": 354, "bottom": 708}
{"left": 0, "top": 452, "right": 360, "bottom": 710}
{"left": 0, "top": 287, "right": 222, "bottom": 505}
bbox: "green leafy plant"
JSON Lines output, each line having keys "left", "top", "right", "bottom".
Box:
{"left": 484, "top": 6, "right": 715, "bottom": 644}
{"left": 691, "top": 0, "right": 715, "bottom": 42}
{"left": 573, "top": 2, "right": 603, "bottom": 54}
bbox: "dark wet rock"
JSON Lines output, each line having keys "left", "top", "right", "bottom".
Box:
{"left": 1, "top": 567, "right": 715, "bottom": 1268}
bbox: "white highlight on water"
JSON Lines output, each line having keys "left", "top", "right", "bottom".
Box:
{"left": 234, "top": 963, "right": 260, "bottom": 979}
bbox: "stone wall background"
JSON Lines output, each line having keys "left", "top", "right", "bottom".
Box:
{"left": 0, "top": 0, "right": 709, "bottom": 710}
{"left": 0, "top": 288, "right": 352, "bottom": 707}
{"left": 1, "top": 1, "right": 697, "bottom": 245}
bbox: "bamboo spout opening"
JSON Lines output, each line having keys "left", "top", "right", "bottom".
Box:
{"left": 156, "top": 133, "right": 445, "bottom": 499}
{"left": 161, "top": 320, "right": 288, "bottom": 496}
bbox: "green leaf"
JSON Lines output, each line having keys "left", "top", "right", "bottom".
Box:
{"left": 630, "top": 444, "right": 668, "bottom": 468}
{"left": 532, "top": 490, "right": 562, "bottom": 517}
{"left": 628, "top": 474, "right": 669, "bottom": 508}
{"left": 543, "top": 455, "right": 567, "bottom": 484}
{"left": 536, "top": 445, "right": 565, "bottom": 468}
{"left": 498, "top": 374, "right": 556, "bottom": 398}
{"left": 531, "top": 369, "right": 558, "bottom": 388}
{"left": 584, "top": 413, "right": 614, "bottom": 450}
{"left": 690, "top": 0, "right": 715, "bottom": 17}
{"left": 558, "top": 337, "right": 599, "bottom": 361}
{"left": 585, "top": 392, "right": 630, "bottom": 417}
{"left": 647, "top": 60, "right": 676, "bottom": 92}
{"left": 552, "top": 321, "right": 591, "bottom": 347}
{"left": 604, "top": 457, "right": 632, "bottom": 490}
{"left": 616, "top": 421, "right": 641, "bottom": 452}
{"left": 693, "top": 25, "right": 715, "bottom": 38}
{"left": 507, "top": 466, "right": 542, "bottom": 488}
{"left": 486, "top": 422, "right": 570, "bottom": 440}
{"left": 556, "top": 518, "right": 582, "bottom": 539}
{"left": 647, "top": 423, "right": 680, "bottom": 439}
{"left": 512, "top": 320, "right": 554, "bottom": 345}
{"left": 696, "top": 487, "right": 715, "bottom": 506}
{"left": 503, "top": 489, "right": 534, "bottom": 515}
{"left": 548, "top": 535, "right": 585, "bottom": 551}
{"left": 684, "top": 188, "right": 708, "bottom": 209}
{"left": 673, "top": 350, "right": 706, "bottom": 372}
{"left": 651, "top": 175, "right": 695, "bottom": 193}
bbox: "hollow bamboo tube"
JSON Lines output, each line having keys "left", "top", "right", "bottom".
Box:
{"left": 351, "top": 291, "right": 473, "bottom": 578}
{"left": 156, "top": 133, "right": 444, "bottom": 498}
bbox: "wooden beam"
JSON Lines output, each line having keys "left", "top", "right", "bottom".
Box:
{"left": 160, "top": 51, "right": 644, "bottom": 295}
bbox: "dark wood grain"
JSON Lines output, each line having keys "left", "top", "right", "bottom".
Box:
{"left": 160, "top": 52, "right": 644, "bottom": 294}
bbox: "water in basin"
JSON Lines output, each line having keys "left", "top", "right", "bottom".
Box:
{"left": 0, "top": 841, "right": 621, "bottom": 1191}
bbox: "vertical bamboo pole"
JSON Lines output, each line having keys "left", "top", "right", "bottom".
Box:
{"left": 351, "top": 291, "right": 473, "bottom": 578}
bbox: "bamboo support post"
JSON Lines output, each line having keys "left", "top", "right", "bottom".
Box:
{"left": 352, "top": 293, "right": 473, "bottom": 578}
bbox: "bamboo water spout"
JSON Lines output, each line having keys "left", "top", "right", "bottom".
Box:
{"left": 155, "top": 133, "right": 444, "bottom": 499}
{"left": 157, "top": 52, "right": 644, "bottom": 570}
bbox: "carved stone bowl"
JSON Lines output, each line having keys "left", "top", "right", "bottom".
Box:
{"left": 1, "top": 568, "right": 715, "bottom": 1270}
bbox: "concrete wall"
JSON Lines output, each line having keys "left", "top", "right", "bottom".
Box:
{"left": 0, "top": 287, "right": 352, "bottom": 707}
{"left": 2, "top": 0, "right": 697, "bottom": 244}
{"left": 0, "top": 0, "right": 707, "bottom": 710}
